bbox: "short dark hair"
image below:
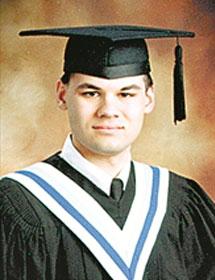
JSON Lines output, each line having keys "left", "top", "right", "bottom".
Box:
{"left": 60, "top": 72, "right": 71, "bottom": 84}
{"left": 143, "top": 74, "right": 153, "bottom": 90}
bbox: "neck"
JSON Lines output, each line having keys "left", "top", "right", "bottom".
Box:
{"left": 72, "top": 139, "right": 131, "bottom": 178}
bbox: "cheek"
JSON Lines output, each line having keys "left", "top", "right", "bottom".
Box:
{"left": 126, "top": 104, "right": 145, "bottom": 133}
{"left": 126, "top": 100, "right": 145, "bottom": 122}
{"left": 67, "top": 100, "right": 94, "bottom": 127}
{"left": 132, "top": 112, "right": 145, "bottom": 129}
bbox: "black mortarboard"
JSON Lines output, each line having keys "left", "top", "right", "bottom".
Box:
{"left": 19, "top": 25, "right": 195, "bottom": 124}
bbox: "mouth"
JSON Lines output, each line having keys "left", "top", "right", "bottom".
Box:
{"left": 92, "top": 125, "right": 125, "bottom": 134}
{"left": 92, "top": 125, "right": 124, "bottom": 130}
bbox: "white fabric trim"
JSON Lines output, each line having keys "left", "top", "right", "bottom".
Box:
{"left": 4, "top": 161, "right": 169, "bottom": 279}
{"left": 6, "top": 172, "right": 126, "bottom": 279}
{"left": 133, "top": 163, "right": 169, "bottom": 279}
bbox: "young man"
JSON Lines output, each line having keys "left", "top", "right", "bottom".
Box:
{"left": 1, "top": 26, "right": 214, "bottom": 280}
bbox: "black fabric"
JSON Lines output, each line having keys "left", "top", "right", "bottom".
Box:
{"left": 1, "top": 154, "right": 215, "bottom": 280}
{"left": 63, "top": 37, "right": 150, "bottom": 79}
{"left": 19, "top": 25, "right": 194, "bottom": 80}
{"left": 19, "top": 25, "right": 195, "bottom": 40}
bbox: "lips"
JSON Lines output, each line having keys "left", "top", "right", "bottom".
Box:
{"left": 92, "top": 125, "right": 124, "bottom": 130}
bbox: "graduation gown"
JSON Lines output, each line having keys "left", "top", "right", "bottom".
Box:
{"left": 1, "top": 153, "right": 215, "bottom": 280}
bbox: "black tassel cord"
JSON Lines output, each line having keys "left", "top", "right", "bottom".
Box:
{"left": 174, "top": 39, "right": 186, "bottom": 124}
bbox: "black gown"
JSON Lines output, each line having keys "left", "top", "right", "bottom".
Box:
{"left": 1, "top": 153, "right": 215, "bottom": 280}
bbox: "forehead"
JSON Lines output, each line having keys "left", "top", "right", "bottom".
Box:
{"left": 69, "top": 73, "right": 146, "bottom": 90}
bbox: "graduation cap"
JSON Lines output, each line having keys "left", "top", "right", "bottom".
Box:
{"left": 19, "top": 25, "right": 195, "bottom": 124}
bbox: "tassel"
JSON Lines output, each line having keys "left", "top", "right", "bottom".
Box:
{"left": 173, "top": 39, "right": 186, "bottom": 124}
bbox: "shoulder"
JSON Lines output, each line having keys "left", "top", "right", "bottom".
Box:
{"left": 134, "top": 161, "right": 214, "bottom": 228}
{"left": 0, "top": 176, "right": 52, "bottom": 229}
{"left": 167, "top": 172, "right": 215, "bottom": 277}
{"left": 168, "top": 171, "right": 214, "bottom": 215}
{"left": 0, "top": 176, "right": 45, "bottom": 245}
{"left": 144, "top": 169, "right": 215, "bottom": 278}
{"left": 163, "top": 171, "right": 215, "bottom": 251}
{"left": 0, "top": 154, "right": 63, "bottom": 238}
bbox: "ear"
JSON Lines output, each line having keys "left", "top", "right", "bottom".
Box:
{"left": 56, "top": 80, "right": 68, "bottom": 110}
{"left": 56, "top": 79, "right": 68, "bottom": 110}
{"left": 144, "top": 86, "right": 155, "bottom": 114}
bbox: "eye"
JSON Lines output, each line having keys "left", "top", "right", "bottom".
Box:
{"left": 119, "top": 92, "right": 136, "bottom": 98}
{"left": 82, "top": 91, "right": 100, "bottom": 97}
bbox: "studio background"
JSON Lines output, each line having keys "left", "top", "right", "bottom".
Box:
{"left": 1, "top": 0, "right": 214, "bottom": 200}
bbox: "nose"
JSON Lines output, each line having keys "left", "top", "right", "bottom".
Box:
{"left": 96, "top": 95, "right": 119, "bottom": 118}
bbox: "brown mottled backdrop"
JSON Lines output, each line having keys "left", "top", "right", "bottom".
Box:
{"left": 1, "top": 0, "right": 214, "bottom": 200}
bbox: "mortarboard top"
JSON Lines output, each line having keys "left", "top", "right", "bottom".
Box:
{"left": 19, "top": 25, "right": 195, "bottom": 40}
{"left": 19, "top": 25, "right": 195, "bottom": 124}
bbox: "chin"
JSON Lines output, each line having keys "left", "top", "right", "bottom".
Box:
{"left": 90, "top": 143, "right": 129, "bottom": 156}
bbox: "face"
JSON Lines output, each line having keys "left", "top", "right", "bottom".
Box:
{"left": 56, "top": 73, "right": 154, "bottom": 158}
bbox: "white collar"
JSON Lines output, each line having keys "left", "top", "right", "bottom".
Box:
{"left": 59, "top": 135, "right": 131, "bottom": 196}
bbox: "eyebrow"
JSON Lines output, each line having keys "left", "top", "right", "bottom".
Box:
{"left": 76, "top": 83, "right": 101, "bottom": 90}
{"left": 120, "top": 84, "right": 142, "bottom": 91}
{"left": 75, "top": 83, "right": 142, "bottom": 91}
